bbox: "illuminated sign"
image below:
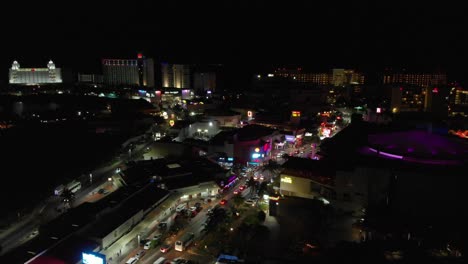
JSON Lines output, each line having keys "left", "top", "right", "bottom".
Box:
{"left": 82, "top": 252, "right": 106, "bottom": 264}
{"left": 305, "top": 132, "right": 313, "bottom": 137}
{"left": 247, "top": 111, "right": 253, "bottom": 117}
{"left": 291, "top": 111, "right": 301, "bottom": 117}
{"left": 285, "top": 135, "right": 295, "bottom": 142}
{"left": 281, "top": 177, "right": 292, "bottom": 184}
{"left": 432, "top": 87, "right": 439, "bottom": 93}
{"left": 169, "top": 120, "right": 175, "bottom": 127}
{"left": 137, "top": 53, "right": 143, "bottom": 59}
{"left": 268, "top": 73, "right": 274, "bottom": 77}
{"left": 376, "top": 107, "right": 381, "bottom": 114}
{"left": 254, "top": 147, "right": 260, "bottom": 153}
{"left": 269, "top": 195, "right": 281, "bottom": 201}
{"left": 252, "top": 153, "right": 261, "bottom": 159}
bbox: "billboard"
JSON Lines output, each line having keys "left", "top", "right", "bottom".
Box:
{"left": 82, "top": 252, "right": 106, "bottom": 264}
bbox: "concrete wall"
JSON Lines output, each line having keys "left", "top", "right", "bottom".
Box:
{"left": 280, "top": 174, "right": 315, "bottom": 199}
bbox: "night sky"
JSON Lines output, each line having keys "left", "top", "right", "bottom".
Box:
{"left": 2, "top": 1, "right": 468, "bottom": 84}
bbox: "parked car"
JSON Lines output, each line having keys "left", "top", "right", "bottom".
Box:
{"left": 135, "top": 250, "right": 146, "bottom": 259}
{"left": 126, "top": 257, "right": 139, "bottom": 264}
{"left": 158, "top": 222, "right": 167, "bottom": 230}
{"left": 140, "top": 239, "right": 149, "bottom": 246}
{"left": 194, "top": 202, "right": 201, "bottom": 208}
{"left": 143, "top": 240, "right": 152, "bottom": 250}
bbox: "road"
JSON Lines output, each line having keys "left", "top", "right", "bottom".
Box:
{"left": 0, "top": 138, "right": 154, "bottom": 256}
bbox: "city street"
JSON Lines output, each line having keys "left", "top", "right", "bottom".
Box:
{"left": 113, "top": 177, "right": 248, "bottom": 264}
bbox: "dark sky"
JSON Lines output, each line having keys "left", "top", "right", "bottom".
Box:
{"left": 2, "top": 1, "right": 468, "bottom": 83}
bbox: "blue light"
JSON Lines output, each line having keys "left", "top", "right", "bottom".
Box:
{"left": 82, "top": 252, "right": 105, "bottom": 264}
{"left": 252, "top": 153, "right": 261, "bottom": 159}
{"left": 227, "top": 157, "right": 234, "bottom": 161}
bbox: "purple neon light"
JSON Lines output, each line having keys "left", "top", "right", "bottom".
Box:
{"left": 379, "top": 151, "right": 403, "bottom": 159}
{"left": 368, "top": 147, "right": 403, "bottom": 159}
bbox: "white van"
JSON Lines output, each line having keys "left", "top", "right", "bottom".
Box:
{"left": 126, "top": 257, "right": 139, "bottom": 264}
{"left": 153, "top": 257, "right": 166, "bottom": 264}
{"left": 176, "top": 203, "right": 186, "bottom": 212}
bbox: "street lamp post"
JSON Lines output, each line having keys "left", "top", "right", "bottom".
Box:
{"left": 89, "top": 173, "right": 93, "bottom": 184}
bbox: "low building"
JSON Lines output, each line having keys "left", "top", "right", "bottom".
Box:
{"left": 233, "top": 124, "right": 283, "bottom": 165}
{"left": 205, "top": 109, "right": 241, "bottom": 128}
{"left": 279, "top": 157, "right": 391, "bottom": 213}
{"left": 82, "top": 184, "right": 169, "bottom": 250}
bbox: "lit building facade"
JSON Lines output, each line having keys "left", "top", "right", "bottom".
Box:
{"left": 162, "top": 63, "right": 191, "bottom": 89}
{"left": 9, "top": 60, "right": 62, "bottom": 85}
{"left": 448, "top": 86, "right": 468, "bottom": 117}
{"left": 77, "top": 73, "right": 103, "bottom": 84}
{"left": 382, "top": 70, "right": 447, "bottom": 87}
{"left": 102, "top": 54, "right": 154, "bottom": 87}
{"left": 272, "top": 68, "right": 365, "bottom": 86}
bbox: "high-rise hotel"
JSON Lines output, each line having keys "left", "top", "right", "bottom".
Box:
{"left": 161, "top": 63, "right": 191, "bottom": 89}
{"left": 102, "top": 53, "right": 154, "bottom": 87}
{"left": 382, "top": 70, "right": 447, "bottom": 87}
{"left": 9, "top": 60, "right": 62, "bottom": 85}
{"left": 272, "top": 68, "right": 365, "bottom": 86}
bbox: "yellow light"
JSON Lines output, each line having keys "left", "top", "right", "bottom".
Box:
{"left": 281, "top": 177, "right": 292, "bottom": 184}
{"left": 169, "top": 120, "right": 175, "bottom": 126}
{"left": 254, "top": 147, "right": 260, "bottom": 153}
{"left": 392, "top": 107, "right": 398, "bottom": 113}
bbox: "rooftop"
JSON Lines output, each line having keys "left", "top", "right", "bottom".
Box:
{"left": 83, "top": 184, "right": 169, "bottom": 239}
{"left": 362, "top": 130, "right": 468, "bottom": 165}
{"left": 281, "top": 157, "right": 336, "bottom": 186}
{"left": 204, "top": 109, "right": 241, "bottom": 117}
{"left": 236, "top": 124, "right": 277, "bottom": 141}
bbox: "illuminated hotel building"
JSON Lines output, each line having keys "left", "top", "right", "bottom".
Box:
{"left": 448, "top": 86, "right": 468, "bottom": 117}
{"left": 272, "top": 68, "right": 365, "bottom": 86}
{"left": 382, "top": 70, "right": 447, "bottom": 87}
{"left": 9, "top": 60, "right": 62, "bottom": 85}
{"left": 162, "top": 63, "right": 191, "bottom": 88}
{"left": 102, "top": 53, "right": 154, "bottom": 87}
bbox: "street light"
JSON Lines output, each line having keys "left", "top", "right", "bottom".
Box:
{"left": 89, "top": 173, "right": 93, "bottom": 184}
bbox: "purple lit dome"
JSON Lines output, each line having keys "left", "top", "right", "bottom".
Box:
{"left": 361, "top": 130, "right": 468, "bottom": 165}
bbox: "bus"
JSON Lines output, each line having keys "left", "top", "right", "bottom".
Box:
{"left": 175, "top": 232, "right": 195, "bottom": 252}
{"left": 67, "top": 180, "right": 81, "bottom": 193}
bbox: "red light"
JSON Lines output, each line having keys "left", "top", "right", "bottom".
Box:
{"left": 337, "top": 116, "right": 341, "bottom": 120}
{"left": 137, "top": 53, "right": 143, "bottom": 59}
{"left": 432, "top": 87, "right": 439, "bottom": 93}
{"left": 399, "top": 87, "right": 403, "bottom": 91}
{"left": 31, "top": 68, "right": 35, "bottom": 72}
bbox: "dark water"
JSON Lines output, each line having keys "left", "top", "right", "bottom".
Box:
{"left": 0, "top": 121, "right": 124, "bottom": 219}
